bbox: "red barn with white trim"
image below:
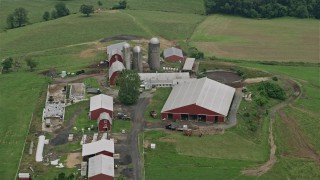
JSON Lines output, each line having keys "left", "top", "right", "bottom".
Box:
{"left": 97, "top": 112, "right": 112, "bottom": 131}
{"left": 163, "top": 47, "right": 183, "bottom": 62}
{"left": 161, "top": 77, "right": 235, "bottom": 122}
{"left": 88, "top": 155, "right": 114, "bottom": 180}
{"left": 109, "top": 61, "right": 125, "bottom": 86}
{"left": 90, "top": 94, "right": 113, "bottom": 120}
{"left": 82, "top": 139, "right": 115, "bottom": 158}
{"left": 108, "top": 50, "right": 123, "bottom": 68}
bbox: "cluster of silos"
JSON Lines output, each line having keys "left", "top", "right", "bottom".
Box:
{"left": 122, "top": 43, "right": 131, "bottom": 70}
{"left": 132, "top": 46, "right": 143, "bottom": 73}
{"left": 148, "top": 37, "right": 160, "bottom": 71}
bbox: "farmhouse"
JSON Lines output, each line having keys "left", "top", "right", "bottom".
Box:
{"left": 88, "top": 155, "right": 114, "bottom": 180}
{"left": 90, "top": 94, "right": 113, "bottom": 120}
{"left": 139, "top": 72, "right": 190, "bottom": 88}
{"left": 82, "top": 139, "right": 115, "bottom": 158}
{"left": 163, "top": 47, "right": 183, "bottom": 62}
{"left": 97, "top": 112, "right": 112, "bottom": 131}
{"left": 182, "top": 58, "right": 195, "bottom": 72}
{"left": 161, "top": 77, "right": 235, "bottom": 122}
{"left": 109, "top": 60, "right": 125, "bottom": 86}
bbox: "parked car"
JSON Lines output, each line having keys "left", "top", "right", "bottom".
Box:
{"left": 117, "top": 113, "right": 131, "bottom": 120}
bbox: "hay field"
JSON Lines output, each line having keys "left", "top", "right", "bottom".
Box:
{"left": 191, "top": 15, "right": 319, "bottom": 62}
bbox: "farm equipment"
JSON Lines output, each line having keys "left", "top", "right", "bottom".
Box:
{"left": 165, "top": 124, "right": 176, "bottom": 130}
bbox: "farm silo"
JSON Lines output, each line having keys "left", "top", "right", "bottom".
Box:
{"left": 123, "top": 43, "right": 131, "bottom": 70}
{"left": 133, "top": 46, "right": 143, "bottom": 73}
{"left": 148, "top": 37, "right": 160, "bottom": 71}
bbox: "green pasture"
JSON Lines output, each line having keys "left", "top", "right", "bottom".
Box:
{"left": 191, "top": 15, "right": 319, "bottom": 62}
{"left": 144, "top": 88, "right": 171, "bottom": 122}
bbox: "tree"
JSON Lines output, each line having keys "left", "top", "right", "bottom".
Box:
{"left": 98, "top": 1, "right": 103, "bottom": 9}
{"left": 295, "top": 5, "right": 309, "bottom": 18}
{"left": 51, "top": 10, "right": 58, "bottom": 19}
{"left": 6, "top": 14, "right": 15, "bottom": 29}
{"left": 43, "top": 11, "right": 50, "bottom": 21}
{"left": 55, "top": 2, "right": 70, "bottom": 18}
{"left": 25, "top": 57, "right": 38, "bottom": 71}
{"left": 14, "top": 8, "right": 29, "bottom": 27}
{"left": 1, "top": 57, "right": 13, "bottom": 72}
{"left": 116, "top": 70, "right": 140, "bottom": 105}
{"left": 80, "top": 4, "right": 94, "bottom": 17}
{"left": 112, "top": 0, "right": 127, "bottom": 9}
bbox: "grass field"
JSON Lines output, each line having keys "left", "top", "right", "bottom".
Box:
{"left": 144, "top": 88, "right": 171, "bottom": 122}
{"left": 0, "top": 72, "right": 45, "bottom": 179}
{"left": 191, "top": 15, "right": 319, "bottom": 62}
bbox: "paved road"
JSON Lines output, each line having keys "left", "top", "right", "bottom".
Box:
{"left": 128, "top": 97, "right": 149, "bottom": 180}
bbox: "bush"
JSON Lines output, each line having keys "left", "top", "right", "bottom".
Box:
{"left": 189, "top": 47, "right": 204, "bottom": 59}
{"left": 256, "top": 81, "right": 286, "bottom": 100}
{"left": 272, "top": 76, "right": 278, "bottom": 81}
{"left": 112, "top": 0, "right": 127, "bottom": 9}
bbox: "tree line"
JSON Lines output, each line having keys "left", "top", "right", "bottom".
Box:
{"left": 204, "top": 0, "right": 320, "bottom": 19}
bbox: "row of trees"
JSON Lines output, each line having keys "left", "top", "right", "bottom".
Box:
{"left": 1, "top": 56, "right": 38, "bottom": 73}
{"left": 204, "top": 0, "right": 320, "bottom": 19}
{"left": 6, "top": 8, "right": 29, "bottom": 29}
{"left": 42, "top": 2, "right": 70, "bottom": 21}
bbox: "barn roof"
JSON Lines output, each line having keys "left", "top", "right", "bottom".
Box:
{"left": 82, "top": 139, "right": 114, "bottom": 156}
{"left": 182, "top": 58, "right": 195, "bottom": 71}
{"left": 139, "top": 73, "right": 190, "bottom": 84}
{"left": 163, "top": 47, "right": 183, "bottom": 59}
{"left": 98, "top": 112, "right": 112, "bottom": 125}
{"left": 109, "top": 61, "right": 125, "bottom": 78}
{"left": 106, "top": 42, "right": 127, "bottom": 54}
{"left": 90, "top": 94, "right": 113, "bottom": 112}
{"left": 88, "top": 154, "right": 114, "bottom": 178}
{"left": 161, "top": 77, "right": 235, "bottom": 116}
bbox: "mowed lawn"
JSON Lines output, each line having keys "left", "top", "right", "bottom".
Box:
{"left": 0, "top": 72, "right": 45, "bottom": 179}
{"left": 191, "top": 15, "right": 319, "bottom": 62}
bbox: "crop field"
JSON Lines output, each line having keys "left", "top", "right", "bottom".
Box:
{"left": 191, "top": 15, "right": 319, "bottom": 62}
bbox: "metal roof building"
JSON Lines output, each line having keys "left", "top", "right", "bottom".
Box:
{"left": 82, "top": 139, "right": 114, "bottom": 157}
{"left": 139, "top": 72, "right": 190, "bottom": 88}
{"left": 88, "top": 154, "right": 114, "bottom": 180}
{"left": 109, "top": 61, "right": 125, "bottom": 86}
{"left": 161, "top": 77, "right": 235, "bottom": 122}
{"left": 90, "top": 94, "right": 113, "bottom": 120}
{"left": 106, "top": 42, "right": 127, "bottom": 55}
{"left": 182, "top": 58, "right": 195, "bottom": 71}
{"left": 163, "top": 47, "right": 183, "bottom": 62}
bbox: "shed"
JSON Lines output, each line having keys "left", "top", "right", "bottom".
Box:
{"left": 163, "top": 47, "right": 183, "bottom": 62}
{"left": 97, "top": 112, "right": 112, "bottom": 131}
{"left": 18, "top": 173, "right": 31, "bottom": 180}
{"left": 161, "top": 77, "right": 235, "bottom": 122}
{"left": 88, "top": 155, "right": 114, "bottom": 180}
{"left": 182, "top": 58, "right": 195, "bottom": 72}
{"left": 109, "top": 61, "right": 125, "bottom": 86}
{"left": 82, "top": 139, "right": 114, "bottom": 158}
{"left": 90, "top": 94, "right": 113, "bottom": 120}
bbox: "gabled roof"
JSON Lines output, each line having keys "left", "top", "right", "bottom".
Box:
{"left": 108, "top": 49, "right": 123, "bottom": 60}
{"left": 182, "top": 58, "right": 195, "bottom": 71}
{"left": 90, "top": 94, "right": 113, "bottom": 112}
{"left": 82, "top": 139, "right": 114, "bottom": 156}
{"left": 98, "top": 112, "right": 112, "bottom": 124}
{"left": 88, "top": 154, "right": 114, "bottom": 178}
{"left": 106, "top": 42, "right": 127, "bottom": 54}
{"left": 163, "top": 47, "right": 183, "bottom": 59}
{"left": 161, "top": 78, "right": 235, "bottom": 116}
{"left": 109, "top": 61, "right": 125, "bottom": 78}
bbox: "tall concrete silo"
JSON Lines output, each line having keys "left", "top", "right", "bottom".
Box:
{"left": 123, "top": 43, "right": 131, "bottom": 70}
{"left": 148, "top": 37, "right": 160, "bottom": 71}
{"left": 133, "top": 46, "right": 143, "bottom": 73}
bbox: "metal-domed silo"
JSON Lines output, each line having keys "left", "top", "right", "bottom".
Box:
{"left": 133, "top": 46, "right": 143, "bottom": 73}
{"left": 148, "top": 37, "right": 160, "bottom": 71}
{"left": 123, "top": 43, "right": 131, "bottom": 70}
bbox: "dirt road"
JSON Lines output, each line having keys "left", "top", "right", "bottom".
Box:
{"left": 128, "top": 97, "right": 150, "bottom": 180}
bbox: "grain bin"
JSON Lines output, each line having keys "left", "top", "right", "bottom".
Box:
{"left": 133, "top": 46, "right": 143, "bottom": 72}
{"left": 123, "top": 43, "right": 131, "bottom": 70}
{"left": 148, "top": 37, "right": 160, "bottom": 71}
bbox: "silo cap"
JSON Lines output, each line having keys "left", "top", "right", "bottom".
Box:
{"left": 133, "top": 46, "right": 141, "bottom": 53}
{"left": 149, "top": 37, "right": 160, "bottom": 44}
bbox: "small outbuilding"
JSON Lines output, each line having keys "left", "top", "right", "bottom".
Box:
{"left": 163, "top": 47, "right": 183, "bottom": 62}
{"left": 109, "top": 61, "right": 125, "bottom": 86}
{"left": 88, "top": 154, "right": 114, "bottom": 180}
{"left": 18, "top": 173, "right": 31, "bottom": 180}
{"left": 182, "top": 58, "right": 195, "bottom": 72}
{"left": 139, "top": 72, "right": 190, "bottom": 88}
{"left": 161, "top": 77, "right": 235, "bottom": 122}
{"left": 97, "top": 112, "right": 112, "bottom": 131}
{"left": 82, "top": 139, "right": 115, "bottom": 158}
{"left": 90, "top": 94, "right": 113, "bottom": 120}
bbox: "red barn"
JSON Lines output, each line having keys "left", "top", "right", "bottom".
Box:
{"left": 108, "top": 50, "right": 123, "bottom": 68}
{"left": 97, "top": 112, "right": 112, "bottom": 131}
{"left": 163, "top": 47, "right": 183, "bottom": 62}
{"left": 161, "top": 77, "right": 235, "bottom": 122}
{"left": 82, "top": 139, "right": 115, "bottom": 158}
{"left": 88, "top": 155, "right": 114, "bottom": 180}
{"left": 109, "top": 61, "right": 125, "bottom": 86}
{"left": 90, "top": 94, "right": 113, "bottom": 120}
